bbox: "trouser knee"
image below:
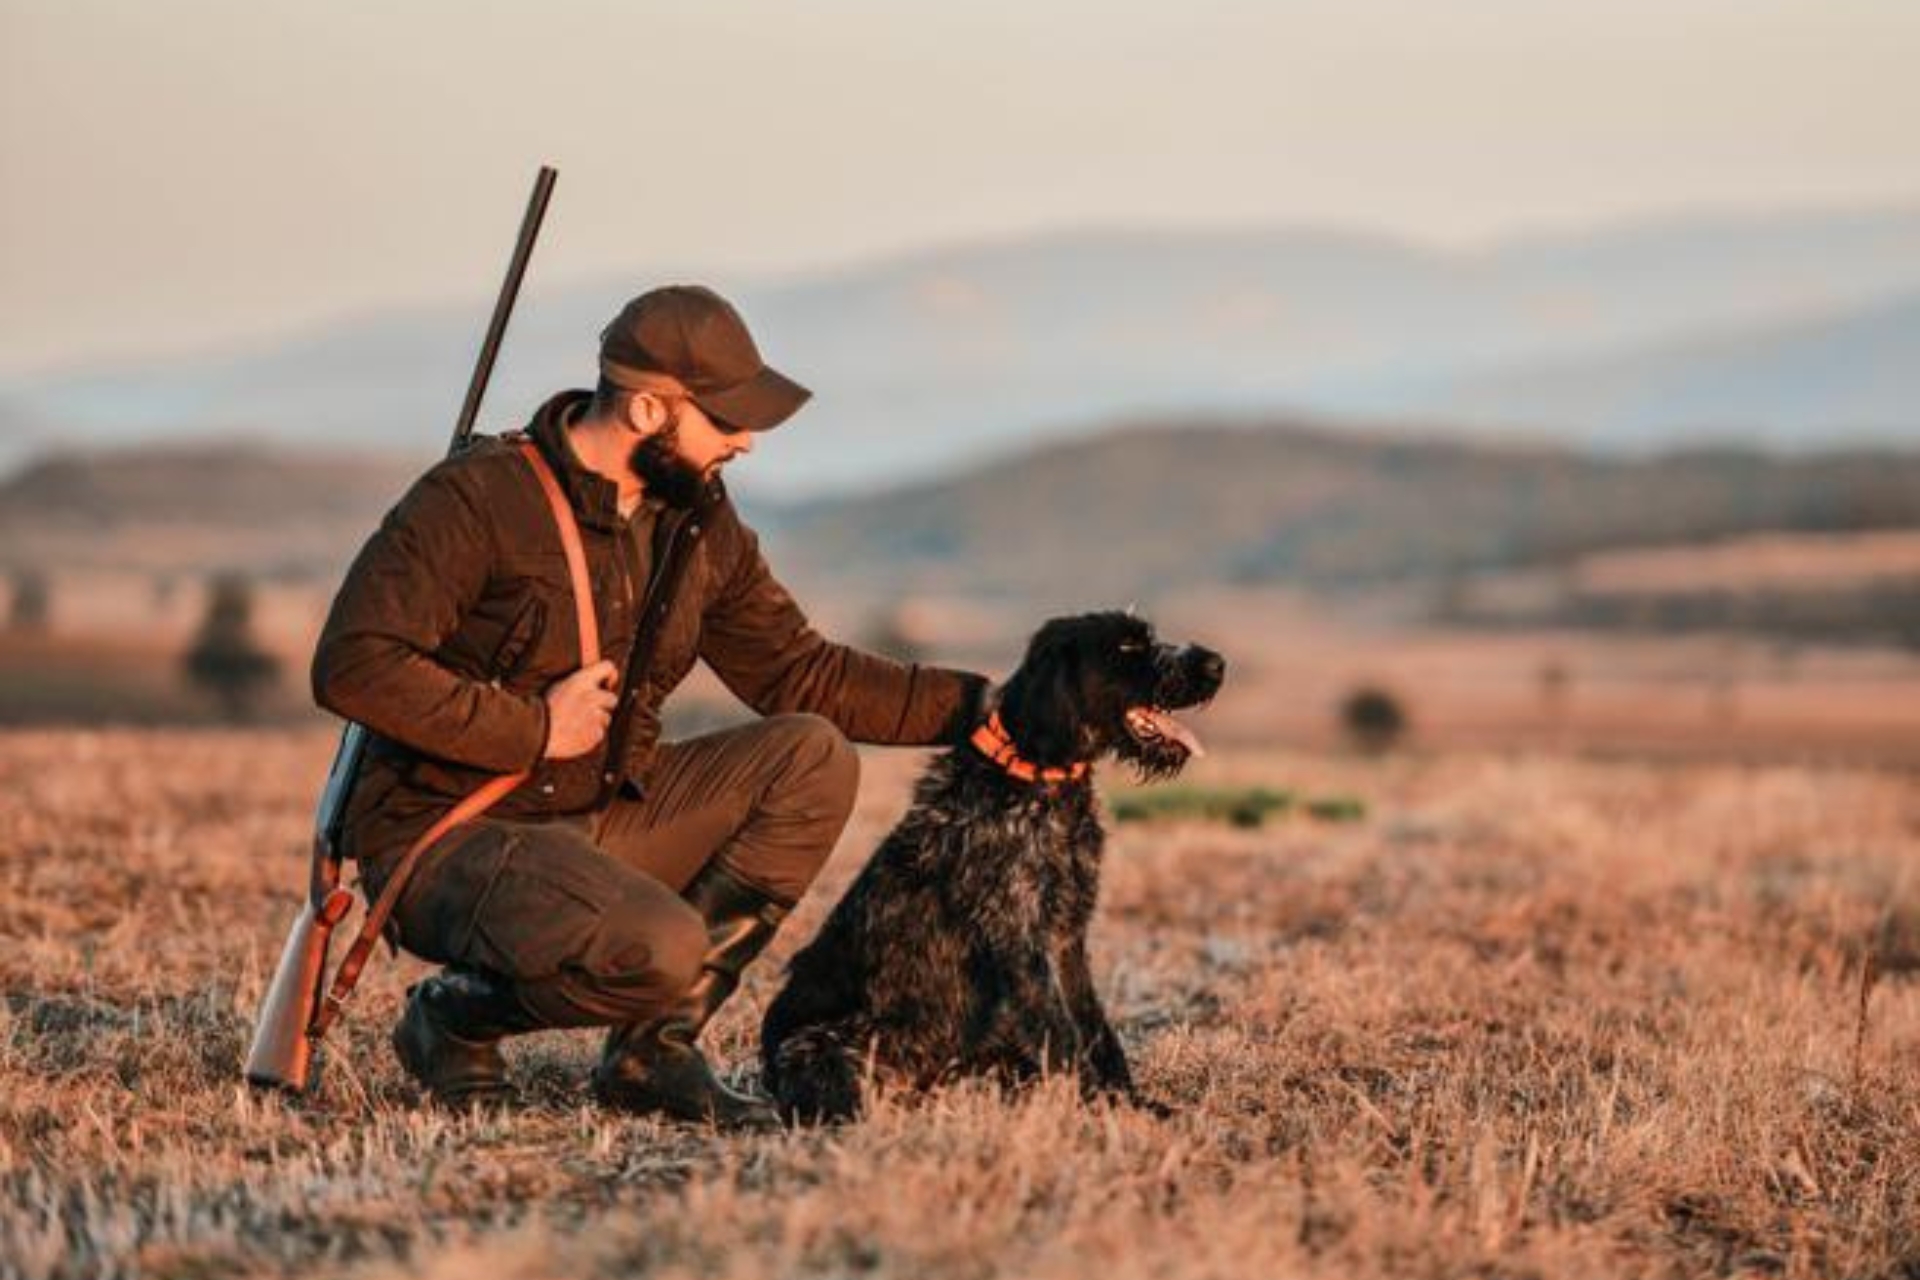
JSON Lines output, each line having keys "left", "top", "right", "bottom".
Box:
{"left": 734, "top": 714, "right": 859, "bottom": 902}
{"left": 511, "top": 886, "right": 707, "bottom": 1029}
{"left": 767, "top": 713, "right": 859, "bottom": 818}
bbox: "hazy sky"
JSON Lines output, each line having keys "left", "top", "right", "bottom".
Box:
{"left": 4, "top": 0, "right": 1916, "bottom": 377}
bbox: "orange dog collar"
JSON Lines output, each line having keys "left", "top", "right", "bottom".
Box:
{"left": 969, "top": 712, "right": 1090, "bottom": 786}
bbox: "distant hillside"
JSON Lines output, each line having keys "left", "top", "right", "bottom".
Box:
{"left": 3, "top": 425, "right": 1916, "bottom": 607}
{"left": 777, "top": 422, "right": 1920, "bottom": 600}
{"left": 6, "top": 205, "right": 1919, "bottom": 493}
{"left": 0, "top": 444, "right": 421, "bottom": 578}
{"left": 1438, "top": 532, "right": 1920, "bottom": 650}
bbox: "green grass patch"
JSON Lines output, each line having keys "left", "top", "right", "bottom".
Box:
{"left": 1109, "top": 785, "right": 1367, "bottom": 829}
{"left": 1302, "top": 795, "right": 1368, "bottom": 823}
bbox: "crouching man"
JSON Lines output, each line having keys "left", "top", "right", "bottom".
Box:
{"left": 313, "top": 285, "right": 987, "bottom": 1128}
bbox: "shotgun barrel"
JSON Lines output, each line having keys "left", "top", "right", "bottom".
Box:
{"left": 453, "top": 165, "right": 558, "bottom": 453}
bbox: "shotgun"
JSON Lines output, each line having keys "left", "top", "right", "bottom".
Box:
{"left": 245, "top": 164, "right": 558, "bottom": 1092}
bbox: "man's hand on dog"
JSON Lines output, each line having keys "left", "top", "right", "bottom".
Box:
{"left": 543, "top": 659, "right": 620, "bottom": 759}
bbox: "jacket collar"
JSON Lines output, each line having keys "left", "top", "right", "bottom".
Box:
{"left": 524, "top": 390, "right": 660, "bottom": 534}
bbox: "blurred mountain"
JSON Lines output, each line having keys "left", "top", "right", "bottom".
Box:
{"left": 1425, "top": 293, "right": 1920, "bottom": 446}
{"left": 776, "top": 421, "right": 1920, "bottom": 601}
{"left": 0, "top": 444, "right": 419, "bottom": 578}
{"left": 5, "top": 206, "right": 1919, "bottom": 495}
{"left": 9, "top": 424, "right": 1913, "bottom": 609}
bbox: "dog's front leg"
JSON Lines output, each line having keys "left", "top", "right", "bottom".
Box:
{"left": 1057, "top": 938, "right": 1135, "bottom": 1099}
{"left": 978, "top": 947, "right": 1083, "bottom": 1080}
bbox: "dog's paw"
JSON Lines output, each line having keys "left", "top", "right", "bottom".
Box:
{"left": 1083, "top": 1080, "right": 1175, "bottom": 1119}
{"left": 1120, "top": 1089, "right": 1176, "bottom": 1120}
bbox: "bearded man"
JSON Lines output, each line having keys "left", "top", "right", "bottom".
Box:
{"left": 312, "top": 285, "right": 987, "bottom": 1128}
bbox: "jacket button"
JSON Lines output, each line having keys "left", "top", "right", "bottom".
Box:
{"left": 602, "top": 770, "right": 615, "bottom": 785}
{"left": 539, "top": 782, "right": 555, "bottom": 795}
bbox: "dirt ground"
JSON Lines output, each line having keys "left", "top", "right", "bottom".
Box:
{"left": 1, "top": 729, "right": 1916, "bottom": 1279}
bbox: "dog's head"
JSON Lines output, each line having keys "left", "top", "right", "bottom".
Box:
{"left": 995, "top": 611, "right": 1225, "bottom": 780}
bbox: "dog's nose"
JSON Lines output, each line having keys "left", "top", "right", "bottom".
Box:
{"left": 1195, "top": 649, "right": 1226, "bottom": 685}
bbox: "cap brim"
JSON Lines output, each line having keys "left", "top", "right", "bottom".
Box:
{"left": 693, "top": 365, "right": 811, "bottom": 433}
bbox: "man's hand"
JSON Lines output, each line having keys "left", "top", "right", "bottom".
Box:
{"left": 543, "top": 659, "right": 619, "bottom": 759}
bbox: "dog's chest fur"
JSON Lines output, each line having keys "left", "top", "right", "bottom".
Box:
{"left": 889, "top": 752, "right": 1103, "bottom": 938}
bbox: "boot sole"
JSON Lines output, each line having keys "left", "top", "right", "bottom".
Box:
{"left": 591, "top": 1067, "right": 780, "bottom": 1131}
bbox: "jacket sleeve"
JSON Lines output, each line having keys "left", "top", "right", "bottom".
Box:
{"left": 310, "top": 461, "right": 549, "bottom": 772}
{"left": 697, "top": 513, "right": 988, "bottom": 746}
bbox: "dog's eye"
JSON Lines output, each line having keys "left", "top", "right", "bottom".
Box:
{"left": 1118, "top": 640, "right": 1148, "bottom": 654}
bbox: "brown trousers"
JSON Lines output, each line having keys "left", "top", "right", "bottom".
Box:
{"left": 384, "top": 713, "right": 858, "bottom": 1030}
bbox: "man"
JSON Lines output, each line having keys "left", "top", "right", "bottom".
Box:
{"left": 312, "top": 285, "right": 988, "bottom": 1128}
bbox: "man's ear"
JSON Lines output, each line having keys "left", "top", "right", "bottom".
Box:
{"left": 625, "top": 392, "right": 670, "bottom": 436}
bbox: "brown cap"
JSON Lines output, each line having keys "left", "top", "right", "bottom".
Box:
{"left": 598, "top": 285, "right": 810, "bottom": 432}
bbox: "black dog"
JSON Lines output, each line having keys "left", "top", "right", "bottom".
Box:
{"left": 760, "top": 611, "right": 1225, "bottom": 1122}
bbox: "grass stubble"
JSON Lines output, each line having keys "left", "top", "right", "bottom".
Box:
{"left": 1, "top": 729, "right": 1915, "bottom": 1279}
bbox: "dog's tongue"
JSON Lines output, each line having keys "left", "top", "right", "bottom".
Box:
{"left": 1134, "top": 707, "right": 1205, "bottom": 758}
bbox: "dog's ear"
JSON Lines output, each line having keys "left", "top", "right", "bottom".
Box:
{"left": 998, "top": 629, "right": 1086, "bottom": 766}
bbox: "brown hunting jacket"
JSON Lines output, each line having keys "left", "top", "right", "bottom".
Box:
{"left": 313, "top": 389, "right": 988, "bottom": 872}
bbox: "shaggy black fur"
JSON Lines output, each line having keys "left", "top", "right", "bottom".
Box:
{"left": 760, "top": 611, "right": 1226, "bottom": 1122}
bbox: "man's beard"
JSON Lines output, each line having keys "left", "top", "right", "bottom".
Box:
{"left": 629, "top": 417, "right": 716, "bottom": 510}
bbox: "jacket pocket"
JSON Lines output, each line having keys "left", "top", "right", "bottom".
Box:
{"left": 461, "top": 835, "right": 614, "bottom": 980}
{"left": 488, "top": 595, "right": 547, "bottom": 682}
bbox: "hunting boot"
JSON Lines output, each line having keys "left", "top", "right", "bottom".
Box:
{"left": 392, "top": 967, "right": 536, "bottom": 1109}
{"left": 592, "top": 861, "right": 787, "bottom": 1130}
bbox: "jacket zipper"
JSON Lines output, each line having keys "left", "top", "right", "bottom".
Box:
{"left": 595, "top": 509, "right": 700, "bottom": 803}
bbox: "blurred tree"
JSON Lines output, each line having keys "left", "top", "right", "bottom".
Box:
{"left": 184, "top": 574, "right": 281, "bottom": 721}
{"left": 1340, "top": 685, "right": 1408, "bottom": 754}
{"left": 1537, "top": 656, "right": 1571, "bottom": 719}
{"left": 7, "top": 569, "right": 50, "bottom": 632}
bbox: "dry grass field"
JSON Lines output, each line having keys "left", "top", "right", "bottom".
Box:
{"left": 2, "top": 728, "right": 1917, "bottom": 1279}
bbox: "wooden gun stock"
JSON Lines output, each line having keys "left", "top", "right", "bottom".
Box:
{"left": 243, "top": 877, "right": 355, "bottom": 1092}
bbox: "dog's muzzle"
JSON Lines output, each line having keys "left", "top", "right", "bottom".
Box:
{"left": 1125, "top": 646, "right": 1225, "bottom": 758}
